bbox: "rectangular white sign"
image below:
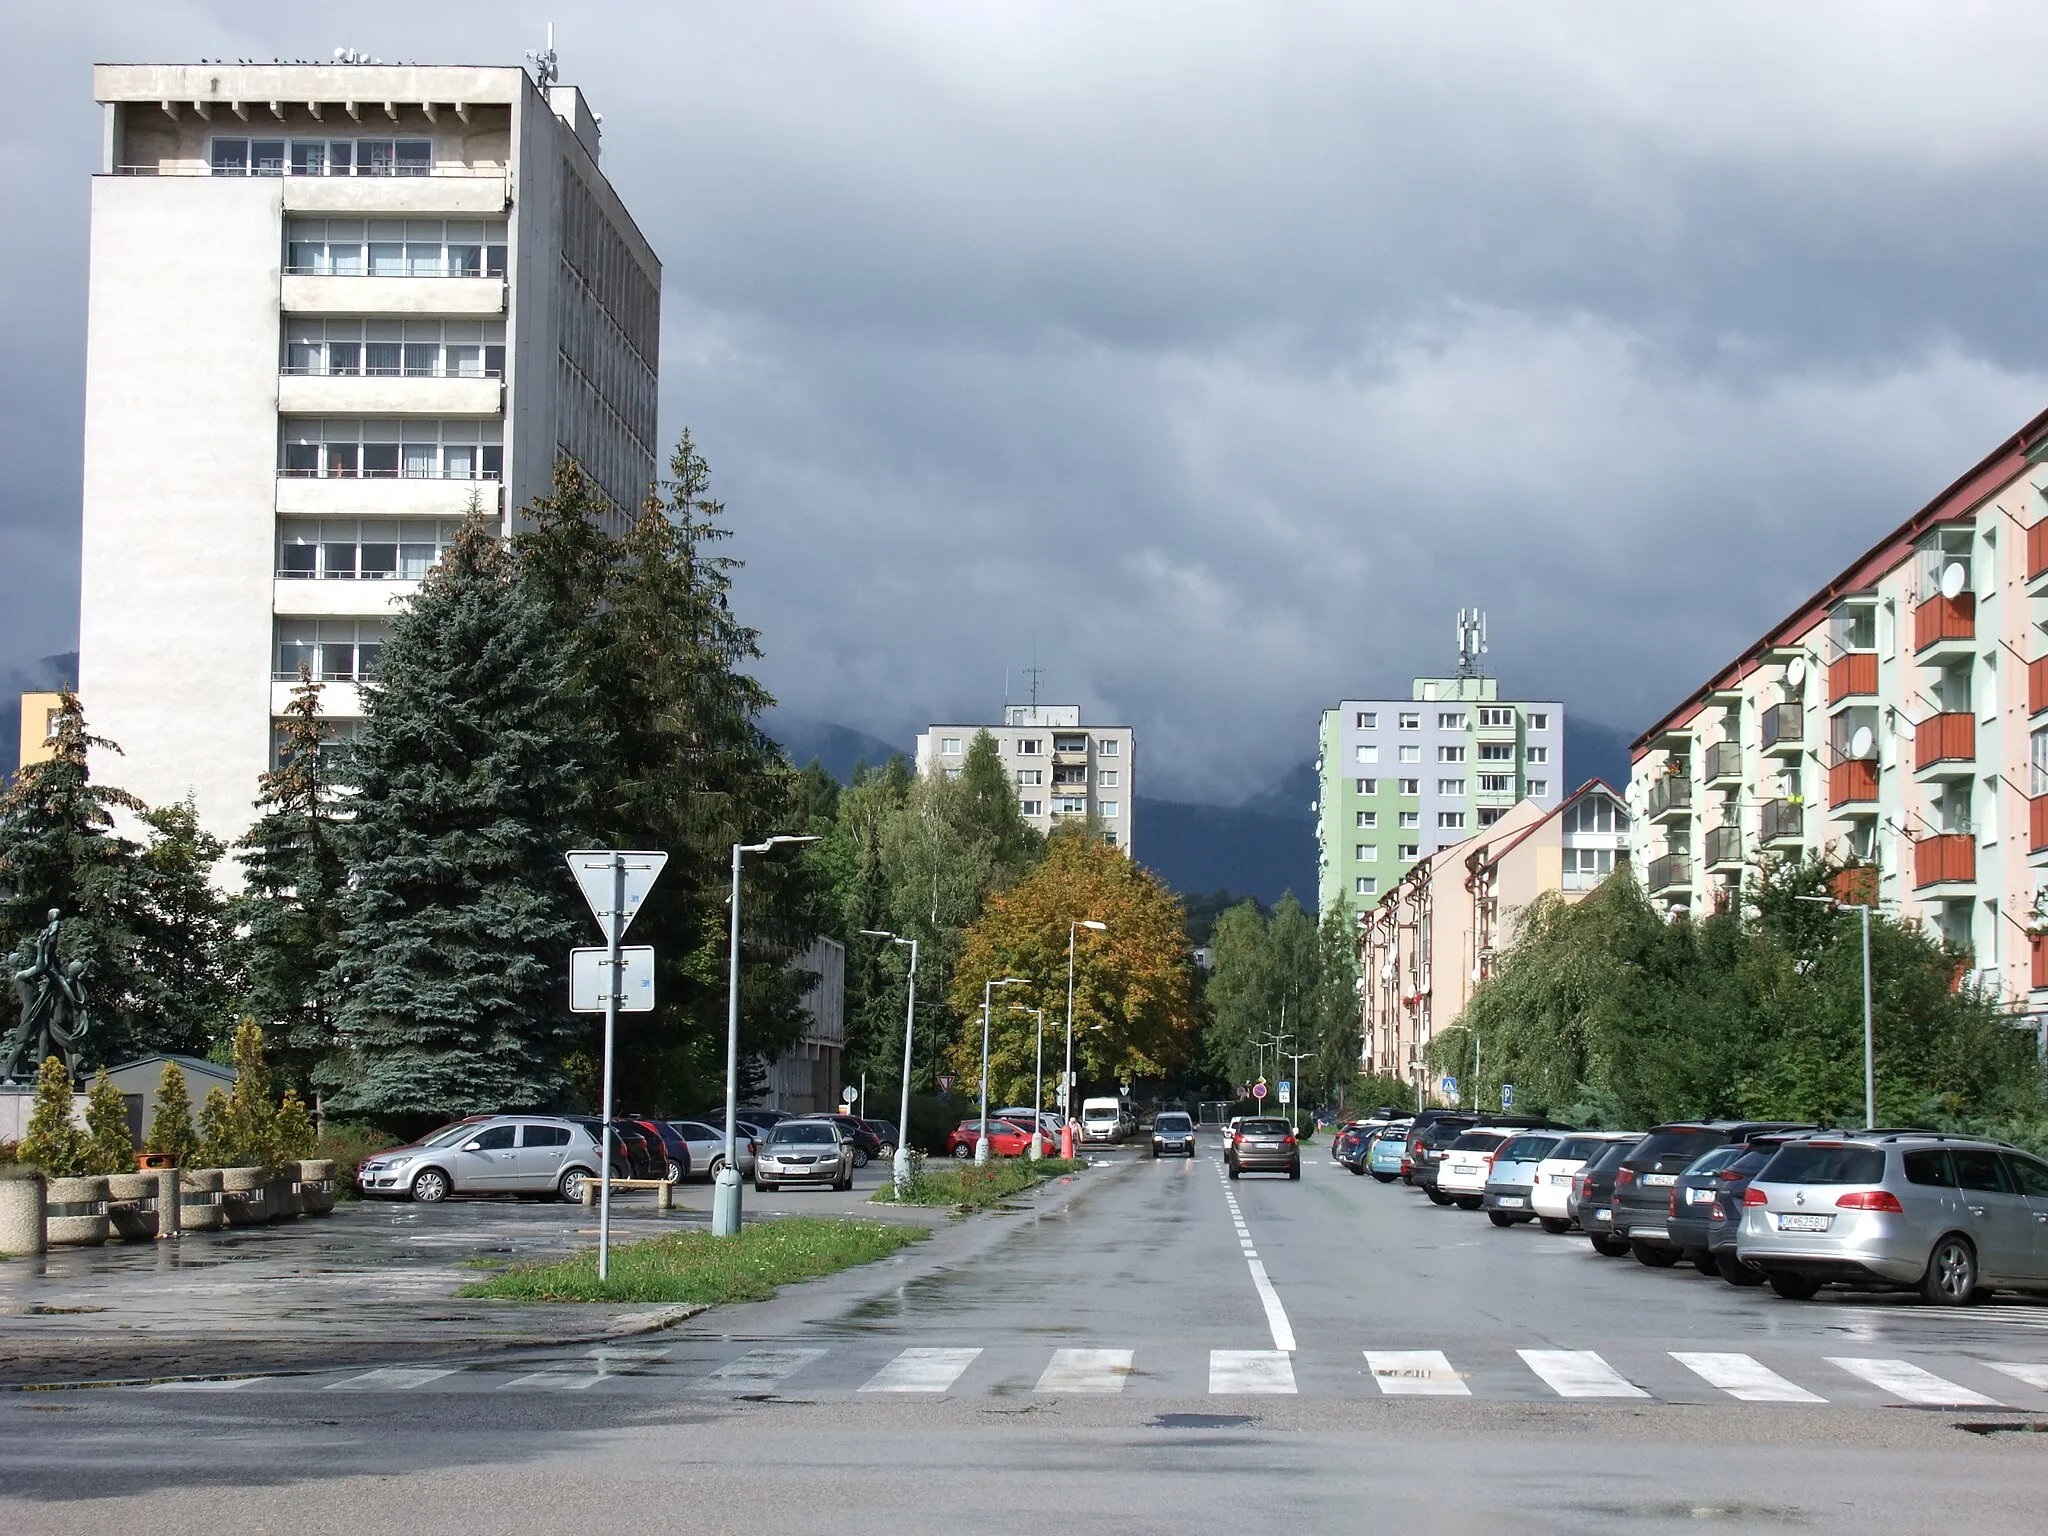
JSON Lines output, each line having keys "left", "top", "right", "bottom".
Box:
{"left": 570, "top": 946, "right": 656, "bottom": 1013}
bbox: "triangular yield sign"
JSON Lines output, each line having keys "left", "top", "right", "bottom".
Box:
{"left": 565, "top": 849, "right": 669, "bottom": 938}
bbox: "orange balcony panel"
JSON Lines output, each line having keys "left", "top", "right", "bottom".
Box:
{"left": 2034, "top": 795, "right": 2048, "bottom": 854}
{"left": 2032, "top": 656, "right": 2048, "bottom": 717}
{"left": 2031, "top": 519, "right": 2048, "bottom": 582}
{"left": 2034, "top": 933, "right": 2048, "bottom": 992}
{"left": 1914, "top": 833, "right": 1975, "bottom": 889}
{"left": 1827, "top": 652, "right": 1878, "bottom": 703}
{"left": 1913, "top": 712, "right": 1974, "bottom": 772}
{"left": 1832, "top": 865, "right": 1877, "bottom": 907}
{"left": 1829, "top": 759, "right": 1878, "bottom": 806}
{"left": 1913, "top": 593, "right": 1975, "bottom": 653}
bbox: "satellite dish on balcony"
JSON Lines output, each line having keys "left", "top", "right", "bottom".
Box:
{"left": 1850, "top": 725, "right": 1875, "bottom": 760}
{"left": 1940, "top": 562, "right": 1967, "bottom": 601}
{"left": 1785, "top": 657, "right": 1806, "bottom": 690}
{"left": 1886, "top": 807, "right": 1909, "bottom": 831}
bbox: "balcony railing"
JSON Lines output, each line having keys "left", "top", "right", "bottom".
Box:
{"left": 1914, "top": 833, "right": 1975, "bottom": 889}
{"left": 1648, "top": 777, "right": 1693, "bottom": 819}
{"left": 1761, "top": 704, "right": 1803, "bottom": 752}
{"left": 1832, "top": 866, "right": 1878, "bottom": 907}
{"left": 1913, "top": 712, "right": 1974, "bottom": 773}
{"left": 2034, "top": 934, "right": 2048, "bottom": 993}
{"left": 1646, "top": 854, "right": 1690, "bottom": 894}
{"left": 1913, "top": 592, "right": 1975, "bottom": 653}
{"left": 2033, "top": 795, "right": 2048, "bottom": 855}
{"left": 1703, "top": 742, "right": 1742, "bottom": 784}
{"left": 1828, "top": 652, "right": 1878, "bottom": 705}
{"left": 1705, "top": 824, "right": 1743, "bottom": 868}
{"left": 2032, "top": 656, "right": 2048, "bottom": 717}
{"left": 1828, "top": 758, "right": 1878, "bottom": 807}
{"left": 1761, "top": 799, "right": 1803, "bottom": 843}
{"left": 2031, "top": 520, "right": 2048, "bottom": 583}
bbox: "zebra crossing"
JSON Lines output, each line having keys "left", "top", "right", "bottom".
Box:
{"left": 141, "top": 1340, "right": 2048, "bottom": 1408}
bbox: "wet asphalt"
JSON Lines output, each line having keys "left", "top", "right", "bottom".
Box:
{"left": 4, "top": 1140, "right": 2048, "bottom": 1532}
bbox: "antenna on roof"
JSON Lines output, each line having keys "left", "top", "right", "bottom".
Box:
{"left": 1024, "top": 665, "right": 1044, "bottom": 713}
{"left": 527, "top": 21, "right": 560, "bottom": 87}
{"left": 1455, "top": 608, "right": 1489, "bottom": 680}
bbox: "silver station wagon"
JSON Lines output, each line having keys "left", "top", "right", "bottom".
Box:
{"left": 1738, "top": 1132, "right": 2048, "bottom": 1304}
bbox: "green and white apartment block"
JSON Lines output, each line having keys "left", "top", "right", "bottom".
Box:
{"left": 1317, "top": 669, "right": 1564, "bottom": 920}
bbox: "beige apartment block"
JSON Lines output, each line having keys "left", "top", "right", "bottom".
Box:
{"left": 1359, "top": 780, "right": 1631, "bottom": 1091}
{"left": 15, "top": 692, "right": 64, "bottom": 774}
{"left": 914, "top": 707, "right": 1136, "bottom": 856}
{"left": 77, "top": 60, "right": 658, "bottom": 849}
{"left": 1629, "top": 404, "right": 2048, "bottom": 1019}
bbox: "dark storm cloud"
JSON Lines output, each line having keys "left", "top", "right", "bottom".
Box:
{"left": 8, "top": 3, "right": 2048, "bottom": 798}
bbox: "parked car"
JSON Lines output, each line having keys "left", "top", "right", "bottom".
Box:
{"left": 1437, "top": 1128, "right": 1519, "bottom": 1210}
{"left": 753, "top": 1119, "right": 855, "bottom": 1192}
{"left": 569, "top": 1116, "right": 663, "bottom": 1181}
{"left": 1698, "top": 1132, "right": 1812, "bottom": 1286}
{"left": 1530, "top": 1132, "right": 1637, "bottom": 1233}
{"left": 1739, "top": 1132, "right": 2048, "bottom": 1303}
{"left": 1480, "top": 1131, "right": 1571, "bottom": 1225}
{"left": 797, "top": 1114, "right": 883, "bottom": 1167}
{"left": 356, "top": 1115, "right": 607, "bottom": 1203}
{"left": 1226, "top": 1116, "right": 1302, "bottom": 1180}
{"left": 1367, "top": 1121, "right": 1414, "bottom": 1182}
{"left": 944, "top": 1119, "right": 1054, "bottom": 1159}
{"left": 1406, "top": 1114, "right": 1480, "bottom": 1198}
{"left": 1664, "top": 1143, "right": 1761, "bottom": 1272}
{"left": 1151, "top": 1111, "right": 1198, "bottom": 1158}
{"left": 863, "top": 1120, "right": 900, "bottom": 1158}
{"left": 702, "top": 1106, "right": 793, "bottom": 1134}
{"left": 1611, "top": 1122, "right": 1809, "bottom": 1266}
{"left": 667, "top": 1119, "right": 757, "bottom": 1181}
{"left": 995, "top": 1107, "right": 1064, "bottom": 1140}
{"left": 1331, "top": 1121, "right": 1380, "bottom": 1171}
{"left": 1575, "top": 1138, "right": 1640, "bottom": 1255}
{"left": 622, "top": 1116, "right": 693, "bottom": 1183}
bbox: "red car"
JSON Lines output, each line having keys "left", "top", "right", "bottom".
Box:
{"left": 944, "top": 1118, "right": 1055, "bottom": 1160}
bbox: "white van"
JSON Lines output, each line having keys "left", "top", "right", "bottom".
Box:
{"left": 1080, "top": 1098, "right": 1125, "bottom": 1144}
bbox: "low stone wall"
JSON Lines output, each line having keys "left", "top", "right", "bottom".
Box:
{"left": 5, "top": 1160, "right": 341, "bottom": 1247}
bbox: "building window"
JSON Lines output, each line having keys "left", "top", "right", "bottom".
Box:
{"left": 1052, "top": 765, "right": 1087, "bottom": 786}
{"left": 1478, "top": 742, "right": 1514, "bottom": 762}
{"left": 212, "top": 137, "right": 433, "bottom": 177}
{"left": 1099, "top": 801, "right": 1119, "bottom": 818}
{"left": 1397, "top": 779, "right": 1420, "bottom": 796}
{"left": 1015, "top": 768, "right": 1043, "bottom": 787}
{"left": 273, "top": 618, "right": 388, "bottom": 682}
{"left": 1566, "top": 797, "right": 1625, "bottom": 834}
{"left": 2033, "top": 728, "right": 2048, "bottom": 798}
{"left": 278, "top": 517, "right": 460, "bottom": 581}
{"left": 1478, "top": 706, "right": 1514, "bottom": 728}
{"left": 1398, "top": 712, "right": 1420, "bottom": 730}
{"left": 1102, "top": 830, "right": 1118, "bottom": 846}
{"left": 1021, "top": 799, "right": 1042, "bottom": 815}
{"left": 1438, "top": 811, "right": 1466, "bottom": 830}
{"left": 1528, "top": 779, "right": 1549, "bottom": 797}
{"left": 1398, "top": 843, "right": 1420, "bottom": 860}
{"left": 283, "top": 318, "right": 505, "bottom": 379}
{"left": 1356, "top": 876, "right": 1377, "bottom": 896}
{"left": 1355, "top": 811, "right": 1377, "bottom": 828}
{"left": 1096, "top": 738, "right": 1120, "bottom": 756}
{"left": 1477, "top": 773, "right": 1513, "bottom": 794}
{"left": 1356, "top": 844, "right": 1378, "bottom": 862}
{"left": 1399, "top": 810, "right": 1420, "bottom": 828}
{"left": 1357, "top": 777, "right": 1378, "bottom": 794}
{"left": 1053, "top": 734, "right": 1088, "bottom": 754}
{"left": 1478, "top": 807, "right": 1506, "bottom": 826}
{"left": 285, "top": 218, "right": 508, "bottom": 279}
{"left": 945, "top": 768, "right": 962, "bottom": 781}
{"left": 1398, "top": 744, "right": 1421, "bottom": 763}
{"left": 1529, "top": 713, "right": 1550, "bottom": 730}
{"left": 1437, "top": 745, "right": 1465, "bottom": 763}
{"left": 1356, "top": 744, "right": 1379, "bottom": 764}
{"left": 941, "top": 737, "right": 962, "bottom": 755}
{"left": 1438, "top": 778, "right": 1465, "bottom": 796}
{"left": 1437, "top": 711, "right": 1466, "bottom": 730}
{"left": 1053, "top": 795, "right": 1087, "bottom": 814}
{"left": 279, "top": 418, "right": 503, "bottom": 480}
{"left": 1526, "top": 745, "right": 1549, "bottom": 764}
{"left": 1017, "top": 738, "right": 1042, "bottom": 755}
{"left": 1098, "top": 770, "right": 1119, "bottom": 788}
{"left": 1356, "top": 711, "right": 1377, "bottom": 728}
{"left": 1562, "top": 847, "right": 1616, "bottom": 889}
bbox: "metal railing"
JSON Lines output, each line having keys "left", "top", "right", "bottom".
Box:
{"left": 281, "top": 365, "right": 502, "bottom": 379}
{"left": 1761, "top": 703, "right": 1803, "bottom": 751}
{"left": 1646, "top": 854, "right": 1689, "bottom": 894}
{"left": 1703, "top": 742, "right": 1742, "bottom": 783}
{"left": 113, "top": 163, "right": 504, "bottom": 178}
{"left": 1705, "top": 824, "right": 1742, "bottom": 868}
{"left": 1761, "top": 799, "right": 1803, "bottom": 843}
{"left": 1648, "top": 776, "right": 1693, "bottom": 818}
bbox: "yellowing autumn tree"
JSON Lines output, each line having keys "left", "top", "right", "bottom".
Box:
{"left": 947, "top": 827, "right": 1198, "bottom": 1104}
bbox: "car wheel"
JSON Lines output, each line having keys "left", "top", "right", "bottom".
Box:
{"left": 1487, "top": 1210, "right": 1519, "bottom": 1227}
{"left": 1426, "top": 1189, "right": 1451, "bottom": 1206}
{"left": 1590, "top": 1234, "right": 1630, "bottom": 1257}
{"left": 1151, "top": 1148, "right": 1160, "bottom": 1159}
{"left": 1768, "top": 1270, "right": 1823, "bottom": 1301}
{"left": 708, "top": 1155, "right": 725, "bottom": 1179}
{"left": 1372, "top": 1171, "right": 1396, "bottom": 1184}
{"left": 756, "top": 1179, "right": 776, "bottom": 1193}
{"left": 1455, "top": 1195, "right": 1481, "bottom": 1211}
{"left": 557, "top": 1168, "right": 587, "bottom": 1204}
{"left": 1631, "top": 1240, "right": 1679, "bottom": 1268}
{"left": 1228, "top": 1164, "right": 1240, "bottom": 1180}
{"left": 835, "top": 1173, "right": 853, "bottom": 1192}
{"left": 877, "top": 1143, "right": 895, "bottom": 1159}
{"left": 1688, "top": 1248, "right": 1718, "bottom": 1276}
{"left": 951, "top": 1144, "right": 973, "bottom": 1160}
{"left": 1716, "top": 1250, "right": 1766, "bottom": 1287}
{"left": 852, "top": 1148, "right": 870, "bottom": 1169}
{"left": 1539, "top": 1217, "right": 1572, "bottom": 1235}
{"left": 409, "top": 1168, "right": 450, "bottom": 1203}
{"left": 1920, "top": 1233, "right": 1978, "bottom": 1306}
{"left": 1348, "top": 1163, "right": 1364, "bottom": 1176}
{"left": 1288, "top": 1162, "right": 1301, "bottom": 1181}
{"left": 666, "top": 1159, "right": 684, "bottom": 1184}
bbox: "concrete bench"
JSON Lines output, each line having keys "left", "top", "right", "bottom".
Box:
{"left": 580, "top": 1176, "right": 682, "bottom": 1212}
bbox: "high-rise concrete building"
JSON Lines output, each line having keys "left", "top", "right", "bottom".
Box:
{"left": 914, "top": 706, "right": 1136, "bottom": 855}
{"left": 77, "top": 58, "right": 659, "bottom": 846}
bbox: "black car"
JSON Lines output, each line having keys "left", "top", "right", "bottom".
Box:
{"left": 1662, "top": 1144, "right": 1751, "bottom": 1272}
{"left": 1331, "top": 1122, "right": 1376, "bottom": 1172}
{"left": 804, "top": 1113, "right": 883, "bottom": 1166}
{"left": 1611, "top": 1122, "right": 1811, "bottom": 1267}
{"left": 863, "top": 1120, "right": 900, "bottom": 1156}
{"left": 568, "top": 1117, "right": 660, "bottom": 1180}
{"left": 1575, "top": 1139, "right": 1638, "bottom": 1256}
{"left": 1694, "top": 1132, "right": 1815, "bottom": 1285}
{"left": 624, "top": 1116, "right": 693, "bottom": 1183}
{"left": 1405, "top": 1113, "right": 1480, "bottom": 1197}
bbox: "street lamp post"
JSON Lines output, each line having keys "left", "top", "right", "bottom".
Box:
{"left": 978, "top": 976, "right": 1028, "bottom": 1163}
{"left": 714, "top": 834, "right": 818, "bottom": 1237}
{"left": 1063, "top": 920, "right": 1107, "bottom": 1157}
{"left": 1012, "top": 1005, "right": 1047, "bottom": 1159}
{"left": 859, "top": 928, "right": 919, "bottom": 1197}
{"left": 1797, "top": 892, "right": 1877, "bottom": 1130}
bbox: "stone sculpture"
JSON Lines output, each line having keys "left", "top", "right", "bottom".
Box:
{"left": 2, "top": 911, "right": 90, "bottom": 1083}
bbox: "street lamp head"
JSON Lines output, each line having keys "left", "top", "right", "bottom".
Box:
{"left": 767, "top": 834, "right": 820, "bottom": 848}
{"left": 1079, "top": 920, "right": 1107, "bottom": 932}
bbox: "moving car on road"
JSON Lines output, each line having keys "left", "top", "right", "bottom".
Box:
{"left": 357, "top": 1115, "right": 607, "bottom": 1203}
{"left": 1480, "top": 1131, "right": 1570, "bottom": 1225}
{"left": 1530, "top": 1132, "right": 1635, "bottom": 1233}
{"left": 1081, "top": 1098, "right": 1128, "bottom": 1144}
{"left": 1151, "top": 1111, "right": 1198, "bottom": 1158}
{"left": 1227, "top": 1116, "right": 1302, "bottom": 1180}
{"left": 753, "top": 1119, "right": 855, "bottom": 1192}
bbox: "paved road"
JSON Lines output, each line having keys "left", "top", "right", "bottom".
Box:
{"left": 4, "top": 1142, "right": 2047, "bottom": 1532}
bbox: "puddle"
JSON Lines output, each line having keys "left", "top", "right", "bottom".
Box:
{"left": 1956, "top": 1420, "right": 2048, "bottom": 1436}
{"left": 1152, "top": 1412, "right": 1255, "bottom": 1429}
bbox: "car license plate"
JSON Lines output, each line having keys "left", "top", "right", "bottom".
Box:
{"left": 1549, "top": 1173, "right": 1572, "bottom": 1185}
{"left": 1644, "top": 1173, "right": 1677, "bottom": 1187}
{"left": 1777, "top": 1213, "right": 1833, "bottom": 1233}
{"left": 1592, "top": 1209, "right": 1611, "bottom": 1222}
{"left": 1496, "top": 1195, "right": 1525, "bottom": 1208}
{"left": 1686, "top": 1187, "right": 1716, "bottom": 1204}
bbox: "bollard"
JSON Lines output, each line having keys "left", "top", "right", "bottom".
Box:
{"left": 657, "top": 1181, "right": 674, "bottom": 1212}
{"left": 158, "top": 1164, "right": 181, "bottom": 1240}
{"left": 0, "top": 1168, "right": 47, "bottom": 1256}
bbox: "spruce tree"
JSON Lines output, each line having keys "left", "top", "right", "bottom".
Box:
{"left": 19, "top": 1056, "right": 89, "bottom": 1177}
{"left": 83, "top": 1067, "right": 137, "bottom": 1175}
{"left": 324, "top": 519, "right": 588, "bottom": 1126}
{"left": 235, "top": 673, "right": 348, "bottom": 1089}
{"left": 957, "top": 729, "right": 1041, "bottom": 880}
{"left": 120, "top": 800, "right": 237, "bottom": 1060}
{"left": 145, "top": 1060, "right": 202, "bottom": 1167}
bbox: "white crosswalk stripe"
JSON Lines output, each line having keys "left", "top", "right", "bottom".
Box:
{"left": 1670, "top": 1352, "right": 1825, "bottom": 1404}
{"left": 1519, "top": 1349, "right": 1649, "bottom": 1399}
{"left": 1827, "top": 1357, "right": 2002, "bottom": 1407}
{"left": 1987, "top": 1361, "right": 2048, "bottom": 1392}
{"left": 1365, "top": 1349, "right": 1469, "bottom": 1396}
{"left": 860, "top": 1347, "right": 982, "bottom": 1393}
{"left": 696, "top": 1347, "right": 827, "bottom": 1392}
{"left": 1036, "top": 1348, "right": 1134, "bottom": 1394}
{"left": 327, "top": 1367, "right": 459, "bottom": 1391}
{"left": 1209, "top": 1349, "right": 1296, "bottom": 1394}
{"left": 148, "top": 1376, "right": 259, "bottom": 1391}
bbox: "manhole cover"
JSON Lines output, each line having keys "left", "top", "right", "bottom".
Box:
{"left": 1957, "top": 1420, "right": 2048, "bottom": 1436}
{"left": 1151, "top": 1412, "right": 1255, "bottom": 1429}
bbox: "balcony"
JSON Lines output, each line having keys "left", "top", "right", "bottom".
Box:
{"left": 1760, "top": 703, "right": 1804, "bottom": 757}
{"left": 2035, "top": 934, "right": 2048, "bottom": 994}
{"left": 276, "top": 477, "right": 503, "bottom": 519}
{"left": 1832, "top": 866, "right": 1878, "bottom": 907}
{"left": 1761, "top": 799, "right": 1803, "bottom": 845}
{"left": 2032, "top": 656, "right": 2048, "bottom": 717}
{"left": 1913, "top": 712, "right": 1975, "bottom": 777}
{"left": 1703, "top": 742, "right": 1742, "bottom": 786}
{"left": 1704, "top": 824, "right": 1743, "bottom": 869}
{"left": 2032, "top": 520, "right": 2048, "bottom": 586}
{"left": 281, "top": 274, "right": 506, "bottom": 317}
{"left": 1648, "top": 776, "right": 1693, "bottom": 822}
{"left": 281, "top": 174, "right": 509, "bottom": 216}
{"left": 1913, "top": 833, "right": 1976, "bottom": 890}
{"left": 2032, "top": 794, "right": 2048, "bottom": 855}
{"left": 1828, "top": 758, "right": 1879, "bottom": 810}
{"left": 273, "top": 580, "right": 419, "bottom": 619}
{"left": 1646, "top": 854, "right": 1691, "bottom": 895}
{"left": 1827, "top": 652, "right": 1878, "bottom": 707}
{"left": 1912, "top": 592, "right": 1975, "bottom": 657}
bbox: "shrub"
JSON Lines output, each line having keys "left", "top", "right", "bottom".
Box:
{"left": 273, "top": 1089, "right": 316, "bottom": 1161}
{"left": 197, "top": 1086, "right": 233, "bottom": 1167}
{"left": 19, "top": 1056, "right": 89, "bottom": 1178}
{"left": 83, "top": 1067, "right": 138, "bottom": 1175}
{"left": 144, "top": 1061, "right": 202, "bottom": 1167}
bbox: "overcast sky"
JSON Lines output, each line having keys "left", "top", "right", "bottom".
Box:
{"left": 7, "top": 4, "right": 2048, "bottom": 801}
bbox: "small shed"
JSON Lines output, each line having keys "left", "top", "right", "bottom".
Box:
{"left": 105, "top": 1054, "right": 238, "bottom": 1146}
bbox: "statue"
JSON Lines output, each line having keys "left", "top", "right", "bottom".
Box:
{"left": 1, "top": 910, "right": 90, "bottom": 1084}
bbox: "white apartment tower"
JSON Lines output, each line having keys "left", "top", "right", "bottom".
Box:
{"left": 78, "top": 59, "right": 659, "bottom": 845}
{"left": 915, "top": 707, "right": 1136, "bottom": 856}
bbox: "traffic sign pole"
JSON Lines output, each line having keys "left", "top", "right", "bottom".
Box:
{"left": 599, "top": 853, "right": 621, "bottom": 1281}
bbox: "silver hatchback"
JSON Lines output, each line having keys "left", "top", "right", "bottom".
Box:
{"left": 1738, "top": 1133, "right": 2048, "bottom": 1304}
{"left": 356, "top": 1115, "right": 607, "bottom": 1203}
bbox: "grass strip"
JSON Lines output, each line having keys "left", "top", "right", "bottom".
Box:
{"left": 872, "top": 1157, "right": 1087, "bottom": 1211}
{"left": 457, "top": 1216, "right": 928, "bottom": 1305}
